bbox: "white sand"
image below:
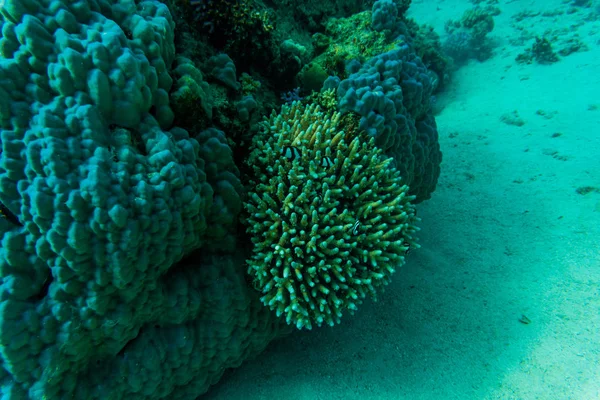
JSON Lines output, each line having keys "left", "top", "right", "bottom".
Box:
{"left": 204, "top": 0, "right": 600, "bottom": 398}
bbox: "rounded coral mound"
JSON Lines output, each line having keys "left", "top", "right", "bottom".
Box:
{"left": 245, "top": 102, "right": 419, "bottom": 329}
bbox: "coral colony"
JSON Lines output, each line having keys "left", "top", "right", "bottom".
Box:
{"left": 0, "top": 0, "right": 441, "bottom": 398}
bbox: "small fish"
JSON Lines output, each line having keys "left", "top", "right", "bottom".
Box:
{"left": 405, "top": 243, "right": 411, "bottom": 256}
{"left": 518, "top": 314, "right": 531, "bottom": 325}
{"left": 281, "top": 146, "right": 301, "bottom": 161}
{"left": 352, "top": 220, "right": 360, "bottom": 235}
{"left": 320, "top": 156, "right": 333, "bottom": 168}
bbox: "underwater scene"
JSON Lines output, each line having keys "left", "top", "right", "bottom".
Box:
{"left": 0, "top": 0, "right": 598, "bottom": 398}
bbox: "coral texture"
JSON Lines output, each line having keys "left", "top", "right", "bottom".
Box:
{"left": 371, "top": 0, "right": 398, "bottom": 32}
{"left": 443, "top": 7, "right": 496, "bottom": 62}
{"left": 325, "top": 45, "right": 442, "bottom": 202}
{"left": 0, "top": 0, "right": 256, "bottom": 398}
{"left": 245, "top": 102, "right": 419, "bottom": 330}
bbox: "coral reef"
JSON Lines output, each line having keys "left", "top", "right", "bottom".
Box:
{"left": 188, "top": 0, "right": 274, "bottom": 52}
{"left": 265, "top": 0, "right": 370, "bottom": 32}
{"left": 325, "top": 45, "right": 442, "bottom": 203}
{"left": 170, "top": 56, "right": 214, "bottom": 131}
{"left": 516, "top": 37, "right": 560, "bottom": 64}
{"left": 444, "top": 6, "right": 497, "bottom": 63}
{"left": 371, "top": 0, "right": 399, "bottom": 32}
{"left": 301, "top": 2, "right": 450, "bottom": 95}
{"left": 0, "top": 0, "right": 442, "bottom": 397}
{"left": 0, "top": 0, "right": 248, "bottom": 397}
{"left": 244, "top": 102, "right": 418, "bottom": 329}
{"left": 411, "top": 24, "right": 452, "bottom": 92}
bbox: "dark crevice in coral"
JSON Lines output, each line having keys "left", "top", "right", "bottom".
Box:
{"left": 0, "top": 202, "right": 22, "bottom": 226}
{"left": 116, "top": 330, "right": 141, "bottom": 357}
{"left": 148, "top": 105, "right": 157, "bottom": 118}
{"left": 31, "top": 275, "right": 52, "bottom": 301}
{"left": 130, "top": 129, "right": 147, "bottom": 156}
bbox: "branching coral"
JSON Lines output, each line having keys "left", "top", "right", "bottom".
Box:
{"left": 244, "top": 102, "right": 419, "bottom": 330}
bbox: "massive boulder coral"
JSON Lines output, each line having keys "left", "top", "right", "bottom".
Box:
{"left": 244, "top": 102, "right": 419, "bottom": 330}
{"left": 371, "top": 0, "right": 398, "bottom": 32}
{"left": 443, "top": 7, "right": 496, "bottom": 63}
{"left": 324, "top": 45, "right": 442, "bottom": 202}
{"left": 0, "top": 0, "right": 258, "bottom": 398}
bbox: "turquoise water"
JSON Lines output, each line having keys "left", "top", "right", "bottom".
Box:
{"left": 0, "top": 0, "right": 598, "bottom": 399}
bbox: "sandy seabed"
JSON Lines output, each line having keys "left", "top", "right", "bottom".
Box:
{"left": 204, "top": 0, "right": 600, "bottom": 398}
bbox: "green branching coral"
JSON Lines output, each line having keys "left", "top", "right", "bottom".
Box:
{"left": 244, "top": 102, "right": 419, "bottom": 330}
